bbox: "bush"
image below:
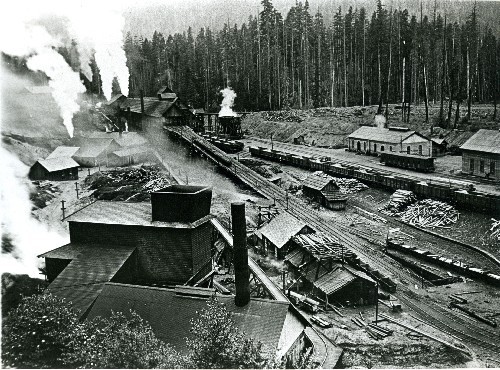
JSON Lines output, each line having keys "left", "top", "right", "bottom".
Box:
{"left": 1, "top": 293, "right": 83, "bottom": 368}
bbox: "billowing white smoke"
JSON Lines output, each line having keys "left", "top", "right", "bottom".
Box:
{"left": 69, "top": 5, "right": 129, "bottom": 100}
{"left": 27, "top": 49, "right": 86, "bottom": 137}
{"left": 0, "top": 1, "right": 130, "bottom": 136}
{"left": 0, "top": 147, "right": 69, "bottom": 277}
{"left": 219, "top": 87, "right": 238, "bottom": 117}
{"left": 374, "top": 114, "right": 387, "bottom": 128}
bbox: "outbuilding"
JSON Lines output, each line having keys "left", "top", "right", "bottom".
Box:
{"left": 72, "top": 138, "right": 121, "bottom": 167}
{"left": 431, "top": 138, "right": 448, "bottom": 157}
{"left": 46, "top": 146, "right": 80, "bottom": 159}
{"left": 302, "top": 174, "right": 347, "bottom": 210}
{"left": 28, "top": 157, "right": 79, "bottom": 181}
{"left": 258, "top": 212, "right": 313, "bottom": 259}
{"left": 348, "top": 126, "right": 432, "bottom": 157}
{"left": 460, "top": 129, "right": 500, "bottom": 181}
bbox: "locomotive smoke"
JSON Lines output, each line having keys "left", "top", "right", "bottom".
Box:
{"left": 219, "top": 87, "right": 238, "bottom": 117}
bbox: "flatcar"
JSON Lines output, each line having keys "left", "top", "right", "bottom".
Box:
{"left": 380, "top": 152, "right": 435, "bottom": 173}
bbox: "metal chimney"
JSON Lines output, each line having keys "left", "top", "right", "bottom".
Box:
{"left": 231, "top": 202, "right": 250, "bottom": 307}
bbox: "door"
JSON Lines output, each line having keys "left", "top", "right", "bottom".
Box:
{"left": 470, "top": 158, "right": 474, "bottom": 173}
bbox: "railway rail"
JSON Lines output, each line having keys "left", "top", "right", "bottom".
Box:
{"left": 168, "top": 127, "right": 500, "bottom": 357}
{"left": 246, "top": 137, "right": 498, "bottom": 192}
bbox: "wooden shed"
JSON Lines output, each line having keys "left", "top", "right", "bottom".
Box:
{"left": 460, "top": 129, "right": 500, "bottom": 181}
{"left": 302, "top": 174, "right": 347, "bottom": 210}
{"left": 28, "top": 157, "right": 79, "bottom": 181}
{"left": 72, "top": 138, "right": 120, "bottom": 167}
{"left": 258, "top": 212, "right": 312, "bottom": 259}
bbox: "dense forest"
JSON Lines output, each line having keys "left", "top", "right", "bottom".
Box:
{"left": 5, "top": 0, "right": 499, "bottom": 125}
{"left": 119, "top": 0, "right": 499, "bottom": 124}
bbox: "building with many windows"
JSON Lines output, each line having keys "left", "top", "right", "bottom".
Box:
{"left": 460, "top": 129, "right": 500, "bottom": 181}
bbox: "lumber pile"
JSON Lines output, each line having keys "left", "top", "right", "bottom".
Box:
{"left": 490, "top": 218, "right": 500, "bottom": 242}
{"left": 399, "top": 199, "right": 459, "bottom": 228}
{"left": 332, "top": 177, "right": 369, "bottom": 194}
{"left": 379, "top": 190, "right": 417, "bottom": 215}
{"left": 351, "top": 313, "right": 394, "bottom": 340}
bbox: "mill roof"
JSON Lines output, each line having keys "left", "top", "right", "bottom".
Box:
{"left": 43, "top": 243, "right": 136, "bottom": 316}
{"left": 86, "top": 283, "right": 291, "bottom": 354}
{"left": 65, "top": 200, "right": 213, "bottom": 228}
{"left": 36, "top": 157, "right": 79, "bottom": 172}
{"left": 313, "top": 265, "right": 375, "bottom": 295}
{"left": 431, "top": 138, "right": 447, "bottom": 145}
{"left": 156, "top": 86, "right": 174, "bottom": 95}
{"left": 121, "top": 97, "right": 177, "bottom": 118}
{"left": 348, "top": 126, "right": 415, "bottom": 143}
{"left": 460, "top": 129, "right": 500, "bottom": 155}
{"left": 302, "top": 174, "right": 337, "bottom": 192}
{"left": 104, "top": 93, "right": 126, "bottom": 106}
{"left": 160, "top": 92, "right": 177, "bottom": 100}
{"left": 84, "top": 131, "right": 148, "bottom": 147}
{"left": 46, "top": 146, "right": 81, "bottom": 159}
{"left": 259, "top": 212, "right": 307, "bottom": 250}
{"left": 111, "top": 147, "right": 149, "bottom": 157}
{"left": 73, "top": 138, "right": 117, "bottom": 158}
{"left": 292, "top": 233, "right": 350, "bottom": 260}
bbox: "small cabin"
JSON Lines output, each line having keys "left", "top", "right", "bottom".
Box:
{"left": 302, "top": 174, "right": 347, "bottom": 211}
{"left": 29, "top": 158, "right": 79, "bottom": 181}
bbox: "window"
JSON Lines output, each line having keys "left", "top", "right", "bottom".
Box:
{"left": 480, "top": 160, "right": 485, "bottom": 173}
{"left": 407, "top": 146, "right": 411, "bottom": 154}
{"left": 418, "top": 145, "right": 423, "bottom": 155}
{"left": 490, "top": 161, "right": 496, "bottom": 175}
{"left": 364, "top": 142, "right": 367, "bottom": 151}
{"left": 381, "top": 145, "right": 385, "bottom": 152}
{"left": 389, "top": 146, "right": 393, "bottom": 152}
{"left": 357, "top": 141, "right": 361, "bottom": 151}
{"left": 374, "top": 143, "right": 377, "bottom": 152}
{"left": 470, "top": 158, "right": 475, "bottom": 173}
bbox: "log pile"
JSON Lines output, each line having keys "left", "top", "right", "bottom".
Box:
{"left": 332, "top": 178, "right": 369, "bottom": 194}
{"left": 490, "top": 219, "right": 500, "bottom": 242}
{"left": 399, "top": 199, "right": 459, "bottom": 228}
{"left": 379, "top": 190, "right": 417, "bottom": 216}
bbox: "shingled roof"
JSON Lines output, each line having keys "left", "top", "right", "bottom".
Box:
{"left": 84, "top": 131, "right": 148, "bottom": 147}
{"left": 302, "top": 174, "right": 337, "bottom": 192}
{"left": 259, "top": 212, "right": 307, "bottom": 249}
{"left": 46, "top": 146, "right": 80, "bottom": 159}
{"left": 37, "top": 157, "right": 79, "bottom": 172}
{"left": 460, "top": 129, "right": 500, "bottom": 155}
{"left": 348, "top": 126, "right": 415, "bottom": 143}
{"left": 44, "top": 243, "right": 136, "bottom": 316}
{"left": 313, "top": 265, "right": 375, "bottom": 296}
{"left": 87, "top": 283, "right": 291, "bottom": 354}
{"left": 121, "top": 97, "right": 177, "bottom": 118}
{"left": 73, "top": 138, "right": 117, "bottom": 158}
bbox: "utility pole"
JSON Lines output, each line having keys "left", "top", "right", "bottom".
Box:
{"left": 61, "top": 200, "right": 66, "bottom": 220}
{"left": 271, "top": 133, "right": 274, "bottom": 151}
{"left": 375, "top": 283, "right": 379, "bottom": 325}
{"left": 75, "top": 182, "right": 79, "bottom": 199}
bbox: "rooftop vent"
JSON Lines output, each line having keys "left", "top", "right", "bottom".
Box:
{"left": 388, "top": 126, "right": 410, "bottom": 132}
{"left": 151, "top": 185, "right": 212, "bottom": 223}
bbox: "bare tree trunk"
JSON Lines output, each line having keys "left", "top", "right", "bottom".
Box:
{"left": 423, "top": 63, "right": 429, "bottom": 124}
{"left": 439, "top": 16, "right": 447, "bottom": 125}
{"left": 362, "top": 17, "right": 366, "bottom": 107}
{"left": 385, "top": 11, "right": 393, "bottom": 118}
{"left": 343, "top": 18, "right": 348, "bottom": 107}
{"left": 402, "top": 57, "right": 406, "bottom": 122}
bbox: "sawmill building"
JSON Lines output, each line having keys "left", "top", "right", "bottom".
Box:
{"left": 460, "top": 129, "right": 500, "bottom": 181}
{"left": 348, "top": 126, "right": 432, "bottom": 157}
{"left": 38, "top": 187, "right": 316, "bottom": 365}
{"left": 28, "top": 157, "right": 80, "bottom": 181}
{"left": 72, "top": 138, "right": 121, "bottom": 167}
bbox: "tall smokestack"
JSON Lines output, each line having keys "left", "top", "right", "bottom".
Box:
{"left": 231, "top": 202, "right": 250, "bottom": 307}
{"left": 140, "top": 89, "right": 145, "bottom": 116}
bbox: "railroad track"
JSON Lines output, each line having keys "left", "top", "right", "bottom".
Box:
{"left": 171, "top": 127, "right": 500, "bottom": 357}
{"left": 246, "top": 137, "right": 499, "bottom": 192}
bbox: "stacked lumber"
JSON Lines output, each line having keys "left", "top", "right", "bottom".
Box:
{"left": 400, "top": 199, "right": 459, "bottom": 228}
{"left": 332, "top": 178, "right": 369, "bottom": 194}
{"left": 379, "top": 190, "right": 417, "bottom": 215}
{"left": 490, "top": 219, "right": 500, "bottom": 241}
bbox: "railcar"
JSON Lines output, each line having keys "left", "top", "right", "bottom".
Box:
{"left": 380, "top": 152, "right": 435, "bottom": 172}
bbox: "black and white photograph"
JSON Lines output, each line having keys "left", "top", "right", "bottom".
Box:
{"left": 1, "top": 0, "right": 499, "bottom": 368}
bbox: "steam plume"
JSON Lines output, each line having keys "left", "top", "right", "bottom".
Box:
{"left": 0, "top": 147, "right": 68, "bottom": 277}
{"left": 27, "top": 49, "right": 86, "bottom": 138}
{"left": 219, "top": 87, "right": 237, "bottom": 117}
{"left": 374, "top": 114, "right": 387, "bottom": 128}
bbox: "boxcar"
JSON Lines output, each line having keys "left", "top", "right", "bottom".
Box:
{"left": 380, "top": 152, "right": 435, "bottom": 172}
